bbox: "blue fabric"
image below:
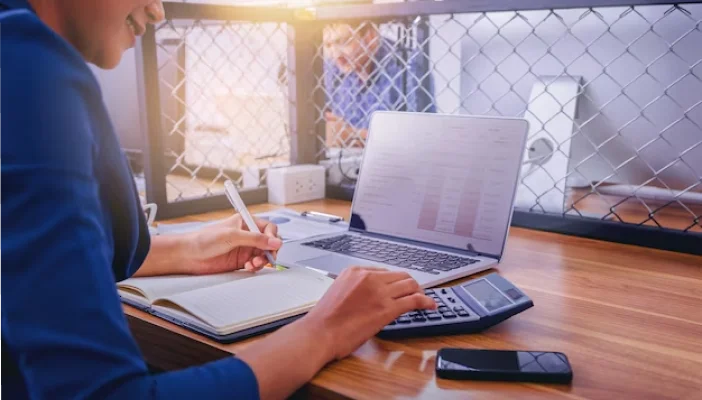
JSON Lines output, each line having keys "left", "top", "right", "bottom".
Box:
{"left": 0, "top": 2, "right": 259, "bottom": 399}
{"left": 323, "top": 36, "right": 436, "bottom": 130}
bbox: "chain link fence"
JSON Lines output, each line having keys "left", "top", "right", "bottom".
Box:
{"left": 312, "top": 3, "right": 702, "bottom": 233}
{"left": 152, "top": 18, "right": 291, "bottom": 202}
{"left": 140, "top": 1, "right": 701, "bottom": 247}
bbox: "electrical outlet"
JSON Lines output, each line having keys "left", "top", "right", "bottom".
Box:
{"left": 294, "top": 175, "right": 320, "bottom": 197}
{"left": 267, "top": 165, "right": 326, "bottom": 205}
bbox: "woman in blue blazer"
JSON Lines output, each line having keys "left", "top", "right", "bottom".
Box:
{"left": 0, "top": 1, "right": 436, "bottom": 399}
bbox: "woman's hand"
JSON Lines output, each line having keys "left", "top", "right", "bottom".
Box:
{"left": 183, "top": 214, "right": 282, "bottom": 275}
{"left": 303, "top": 267, "right": 436, "bottom": 360}
{"left": 134, "top": 214, "right": 281, "bottom": 278}
{"left": 236, "top": 267, "right": 436, "bottom": 400}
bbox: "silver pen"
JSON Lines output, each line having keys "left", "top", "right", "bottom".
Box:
{"left": 223, "top": 180, "right": 276, "bottom": 266}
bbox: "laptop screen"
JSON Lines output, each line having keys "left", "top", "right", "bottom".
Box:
{"left": 349, "top": 112, "right": 528, "bottom": 258}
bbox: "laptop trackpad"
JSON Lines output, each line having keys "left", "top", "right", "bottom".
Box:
{"left": 300, "top": 254, "right": 369, "bottom": 276}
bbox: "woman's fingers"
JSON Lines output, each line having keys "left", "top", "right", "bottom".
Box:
{"left": 228, "top": 229, "right": 282, "bottom": 251}
{"left": 248, "top": 217, "right": 279, "bottom": 240}
{"left": 252, "top": 256, "right": 267, "bottom": 269}
{"left": 394, "top": 292, "right": 436, "bottom": 313}
{"left": 261, "top": 219, "right": 278, "bottom": 236}
{"left": 223, "top": 214, "right": 276, "bottom": 236}
{"left": 238, "top": 247, "right": 253, "bottom": 268}
{"left": 243, "top": 256, "right": 268, "bottom": 271}
{"left": 224, "top": 227, "right": 281, "bottom": 269}
{"left": 375, "top": 270, "right": 413, "bottom": 284}
{"left": 387, "top": 278, "right": 422, "bottom": 299}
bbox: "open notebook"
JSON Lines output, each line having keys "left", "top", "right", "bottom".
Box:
{"left": 118, "top": 267, "right": 333, "bottom": 343}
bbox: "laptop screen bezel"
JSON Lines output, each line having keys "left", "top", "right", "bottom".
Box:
{"left": 348, "top": 111, "right": 529, "bottom": 260}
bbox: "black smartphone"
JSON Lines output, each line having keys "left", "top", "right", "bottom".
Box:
{"left": 436, "top": 348, "right": 573, "bottom": 384}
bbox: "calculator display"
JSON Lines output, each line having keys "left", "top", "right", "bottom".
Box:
{"left": 463, "top": 280, "right": 511, "bottom": 311}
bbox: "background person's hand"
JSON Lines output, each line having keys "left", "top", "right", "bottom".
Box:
{"left": 325, "top": 111, "right": 368, "bottom": 148}
{"left": 303, "top": 267, "right": 437, "bottom": 360}
{"left": 184, "top": 214, "right": 282, "bottom": 275}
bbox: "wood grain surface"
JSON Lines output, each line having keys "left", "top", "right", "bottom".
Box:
{"left": 124, "top": 200, "right": 702, "bottom": 400}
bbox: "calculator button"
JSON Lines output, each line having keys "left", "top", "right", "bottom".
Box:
{"left": 448, "top": 297, "right": 456, "bottom": 303}
{"left": 424, "top": 289, "right": 435, "bottom": 295}
{"left": 457, "top": 310, "right": 470, "bottom": 317}
{"left": 438, "top": 306, "right": 450, "bottom": 313}
{"left": 412, "top": 316, "right": 427, "bottom": 323}
{"left": 426, "top": 314, "right": 442, "bottom": 321}
{"left": 441, "top": 288, "right": 447, "bottom": 294}
{"left": 453, "top": 306, "right": 464, "bottom": 312}
{"left": 442, "top": 312, "right": 457, "bottom": 318}
{"left": 397, "top": 317, "right": 411, "bottom": 324}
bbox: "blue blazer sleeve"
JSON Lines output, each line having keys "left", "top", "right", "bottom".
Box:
{"left": 1, "top": 10, "right": 259, "bottom": 400}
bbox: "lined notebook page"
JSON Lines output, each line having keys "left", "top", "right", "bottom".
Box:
{"left": 158, "top": 268, "right": 332, "bottom": 331}
{"left": 118, "top": 268, "right": 274, "bottom": 302}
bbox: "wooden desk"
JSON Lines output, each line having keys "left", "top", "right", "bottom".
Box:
{"left": 124, "top": 200, "right": 702, "bottom": 399}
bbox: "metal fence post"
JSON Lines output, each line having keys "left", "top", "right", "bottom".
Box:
{"left": 288, "top": 22, "right": 324, "bottom": 165}
{"left": 135, "top": 25, "right": 168, "bottom": 208}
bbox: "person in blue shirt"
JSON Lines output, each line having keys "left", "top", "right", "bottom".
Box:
{"left": 0, "top": 1, "right": 437, "bottom": 399}
{"left": 323, "top": 23, "right": 436, "bottom": 148}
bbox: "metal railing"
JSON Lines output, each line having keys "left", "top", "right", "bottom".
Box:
{"left": 137, "top": 0, "right": 702, "bottom": 254}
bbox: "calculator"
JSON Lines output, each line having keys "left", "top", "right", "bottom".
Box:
{"left": 378, "top": 273, "right": 533, "bottom": 339}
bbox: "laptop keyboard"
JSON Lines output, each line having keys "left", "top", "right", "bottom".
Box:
{"left": 301, "top": 235, "right": 479, "bottom": 275}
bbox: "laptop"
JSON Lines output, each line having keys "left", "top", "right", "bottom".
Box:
{"left": 278, "top": 112, "right": 529, "bottom": 288}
